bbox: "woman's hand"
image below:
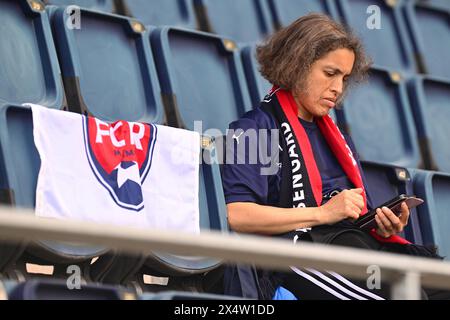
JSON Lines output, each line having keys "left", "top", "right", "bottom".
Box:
{"left": 319, "top": 188, "right": 365, "bottom": 225}
{"left": 375, "top": 202, "right": 410, "bottom": 238}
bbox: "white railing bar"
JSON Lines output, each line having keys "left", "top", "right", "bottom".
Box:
{"left": 0, "top": 207, "right": 450, "bottom": 294}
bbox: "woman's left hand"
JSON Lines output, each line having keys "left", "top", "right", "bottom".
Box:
{"left": 375, "top": 202, "right": 410, "bottom": 238}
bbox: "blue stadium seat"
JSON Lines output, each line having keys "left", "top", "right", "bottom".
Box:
{"left": 0, "top": 104, "right": 108, "bottom": 274}
{"left": 0, "top": 0, "right": 64, "bottom": 108}
{"left": 194, "top": 0, "right": 273, "bottom": 44}
{"left": 6, "top": 278, "right": 132, "bottom": 299}
{"left": 337, "top": 0, "right": 416, "bottom": 73}
{"left": 118, "top": 0, "right": 197, "bottom": 29}
{"left": 408, "top": 75, "right": 450, "bottom": 173}
{"left": 335, "top": 66, "right": 421, "bottom": 168}
{"left": 48, "top": 7, "right": 164, "bottom": 123}
{"left": 361, "top": 161, "right": 423, "bottom": 244}
{"left": 404, "top": 1, "right": 450, "bottom": 78}
{"left": 412, "top": 170, "right": 450, "bottom": 260}
{"left": 151, "top": 27, "right": 252, "bottom": 133}
{"left": 43, "top": 0, "right": 114, "bottom": 12}
{"left": 241, "top": 45, "right": 272, "bottom": 107}
{"left": 268, "top": 0, "right": 339, "bottom": 28}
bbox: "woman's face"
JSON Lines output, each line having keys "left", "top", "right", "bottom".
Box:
{"left": 293, "top": 48, "right": 355, "bottom": 122}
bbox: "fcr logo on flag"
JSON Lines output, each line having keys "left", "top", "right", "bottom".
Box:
{"left": 83, "top": 117, "right": 157, "bottom": 211}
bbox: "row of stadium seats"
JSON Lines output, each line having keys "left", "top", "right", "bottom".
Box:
{"left": 1, "top": 1, "right": 449, "bottom": 172}
{"left": 39, "top": 0, "right": 450, "bottom": 79}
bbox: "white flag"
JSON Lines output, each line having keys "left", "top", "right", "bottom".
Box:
{"left": 28, "top": 105, "right": 200, "bottom": 234}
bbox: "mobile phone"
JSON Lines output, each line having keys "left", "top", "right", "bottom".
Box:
{"left": 354, "top": 194, "right": 424, "bottom": 230}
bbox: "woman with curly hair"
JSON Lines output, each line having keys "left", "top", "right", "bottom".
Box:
{"left": 222, "top": 13, "right": 445, "bottom": 300}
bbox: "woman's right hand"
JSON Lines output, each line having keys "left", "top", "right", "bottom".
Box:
{"left": 318, "top": 188, "right": 365, "bottom": 225}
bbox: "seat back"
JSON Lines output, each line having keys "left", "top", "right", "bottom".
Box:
{"left": 0, "top": 0, "right": 64, "bottom": 108}
{"left": 118, "top": 0, "right": 197, "bottom": 29}
{"left": 268, "top": 0, "right": 339, "bottom": 29}
{"left": 336, "top": 66, "right": 421, "bottom": 168}
{"left": 408, "top": 76, "right": 450, "bottom": 173}
{"left": 404, "top": 2, "right": 450, "bottom": 78}
{"left": 151, "top": 27, "right": 252, "bottom": 133}
{"left": 49, "top": 7, "right": 164, "bottom": 123}
{"left": 337, "top": 0, "right": 416, "bottom": 73}
{"left": 412, "top": 170, "right": 450, "bottom": 259}
{"left": 361, "top": 161, "right": 423, "bottom": 244}
{"left": 194, "top": 0, "right": 273, "bottom": 44}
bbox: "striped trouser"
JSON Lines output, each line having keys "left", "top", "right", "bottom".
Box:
{"left": 280, "top": 267, "right": 387, "bottom": 300}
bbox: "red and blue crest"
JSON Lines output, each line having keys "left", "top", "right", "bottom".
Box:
{"left": 82, "top": 116, "right": 157, "bottom": 211}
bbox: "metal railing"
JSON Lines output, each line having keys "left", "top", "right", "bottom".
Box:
{"left": 1, "top": 206, "right": 450, "bottom": 300}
